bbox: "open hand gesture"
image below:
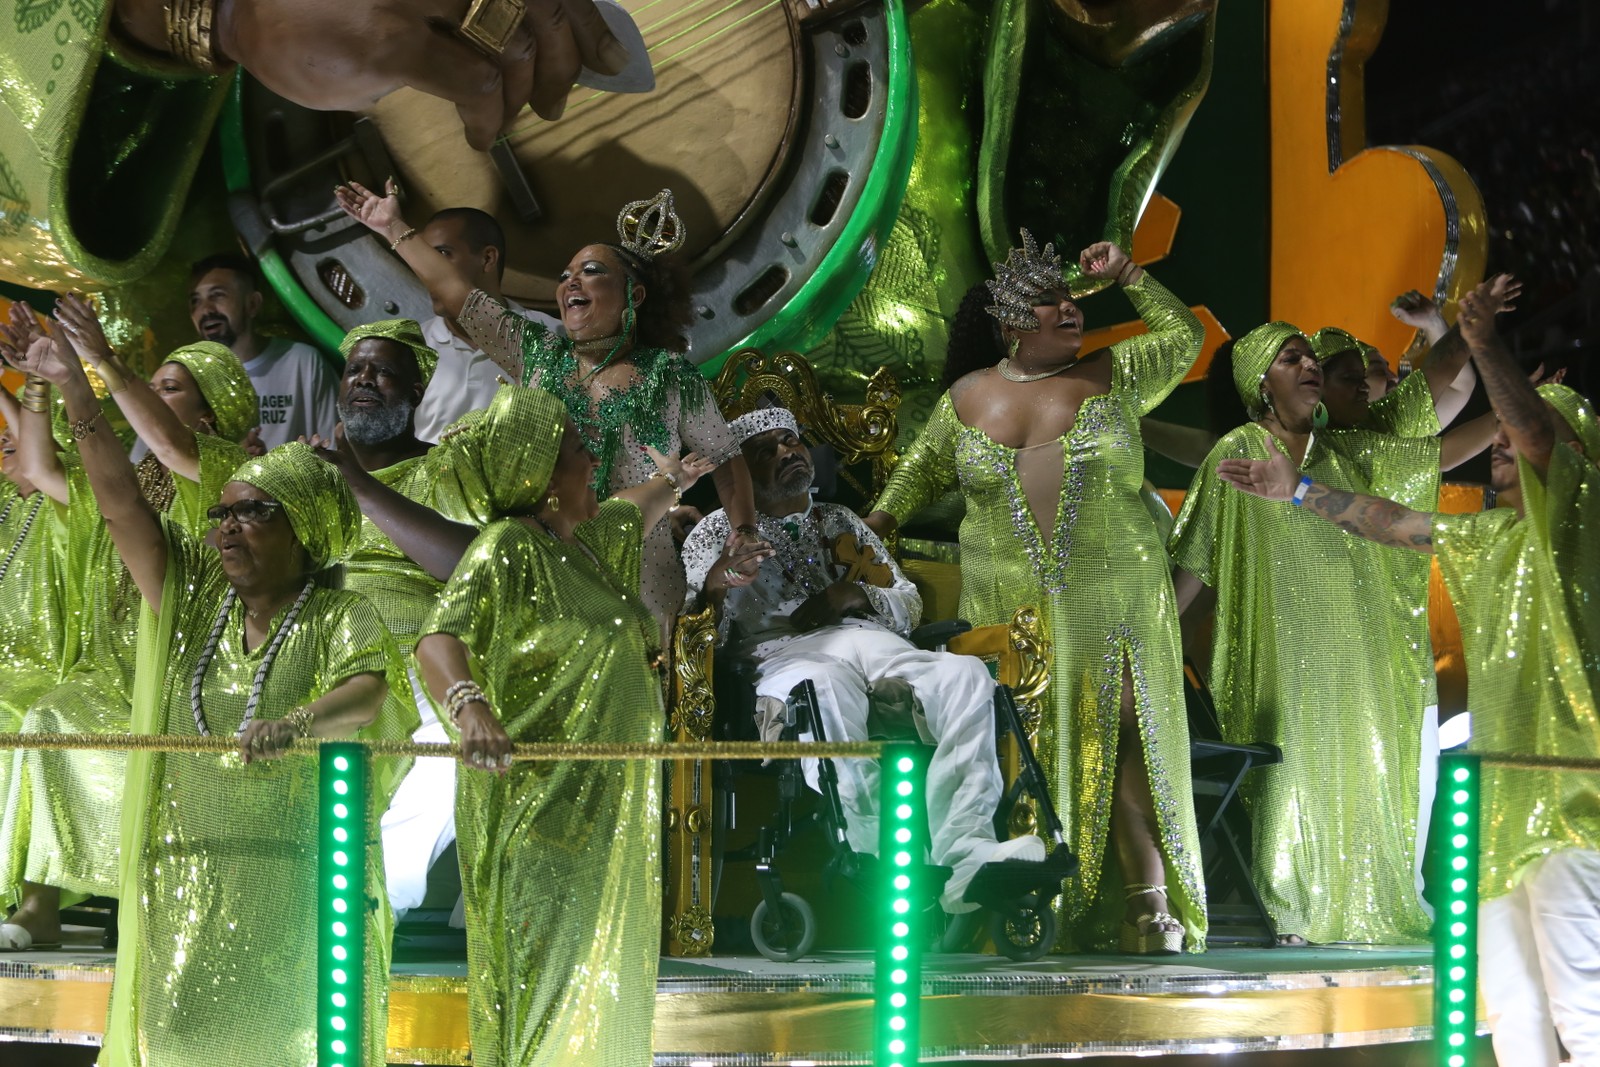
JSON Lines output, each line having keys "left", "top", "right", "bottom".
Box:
{"left": 643, "top": 444, "right": 715, "bottom": 495}
{"left": 334, "top": 179, "right": 407, "bottom": 238}
{"left": 705, "top": 533, "right": 775, "bottom": 594}
{"left": 1216, "top": 435, "right": 1301, "bottom": 502}
{"left": 1, "top": 335, "right": 76, "bottom": 387}
{"left": 52, "top": 294, "right": 117, "bottom": 368}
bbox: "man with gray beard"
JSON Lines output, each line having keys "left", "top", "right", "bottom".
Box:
{"left": 312, "top": 319, "right": 487, "bottom": 920}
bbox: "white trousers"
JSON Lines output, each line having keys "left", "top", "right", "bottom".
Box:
{"left": 1480, "top": 848, "right": 1600, "bottom": 1067}
{"left": 1414, "top": 704, "right": 1440, "bottom": 920}
{"left": 381, "top": 668, "right": 459, "bottom": 918}
{"left": 752, "top": 625, "right": 1004, "bottom": 910}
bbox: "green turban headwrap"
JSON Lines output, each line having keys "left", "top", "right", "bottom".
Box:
{"left": 339, "top": 319, "right": 438, "bottom": 388}
{"left": 437, "top": 387, "right": 566, "bottom": 516}
{"left": 1233, "top": 321, "right": 1307, "bottom": 412}
{"left": 1538, "top": 383, "right": 1600, "bottom": 461}
{"left": 164, "top": 342, "right": 258, "bottom": 443}
{"left": 230, "top": 442, "right": 362, "bottom": 570}
{"left": 1309, "top": 326, "right": 1377, "bottom": 368}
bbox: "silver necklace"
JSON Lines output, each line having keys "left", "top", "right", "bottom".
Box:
{"left": 997, "top": 356, "right": 1075, "bottom": 383}
{"left": 0, "top": 495, "right": 43, "bottom": 583}
{"left": 191, "top": 578, "right": 316, "bottom": 737}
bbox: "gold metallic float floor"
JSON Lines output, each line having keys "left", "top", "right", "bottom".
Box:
{"left": 1, "top": 938, "right": 1449, "bottom": 1063}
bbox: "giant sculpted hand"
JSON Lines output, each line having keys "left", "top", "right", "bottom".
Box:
{"left": 114, "top": 0, "right": 630, "bottom": 150}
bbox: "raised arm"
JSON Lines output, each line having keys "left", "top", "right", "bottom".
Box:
{"left": 8, "top": 336, "right": 170, "bottom": 605}
{"left": 53, "top": 293, "right": 205, "bottom": 481}
{"left": 335, "top": 180, "right": 526, "bottom": 382}
{"left": 1439, "top": 411, "right": 1498, "bottom": 472}
{"left": 1081, "top": 242, "right": 1204, "bottom": 415}
{"left": 0, "top": 307, "right": 69, "bottom": 504}
{"left": 1400, "top": 276, "right": 1519, "bottom": 428}
{"left": 611, "top": 446, "right": 718, "bottom": 537}
{"left": 1458, "top": 285, "right": 1554, "bottom": 479}
{"left": 1215, "top": 434, "right": 1434, "bottom": 553}
{"left": 314, "top": 433, "right": 477, "bottom": 582}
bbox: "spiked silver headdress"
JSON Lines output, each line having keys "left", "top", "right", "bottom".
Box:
{"left": 730, "top": 407, "right": 800, "bottom": 444}
{"left": 984, "top": 229, "right": 1065, "bottom": 333}
{"left": 616, "top": 189, "right": 687, "bottom": 262}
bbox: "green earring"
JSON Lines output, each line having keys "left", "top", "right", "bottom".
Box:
{"left": 1312, "top": 401, "right": 1329, "bottom": 429}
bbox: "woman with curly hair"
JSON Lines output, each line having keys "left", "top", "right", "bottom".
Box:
{"left": 336, "top": 181, "right": 757, "bottom": 635}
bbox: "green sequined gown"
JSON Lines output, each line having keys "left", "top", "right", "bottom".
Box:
{"left": 423, "top": 499, "right": 662, "bottom": 1067}
{"left": 99, "top": 523, "right": 417, "bottom": 1067}
{"left": 1169, "top": 424, "right": 1441, "bottom": 943}
{"left": 873, "top": 274, "right": 1209, "bottom": 951}
{"left": 0, "top": 484, "right": 65, "bottom": 888}
{"left": 2, "top": 434, "right": 242, "bottom": 897}
{"left": 1434, "top": 448, "right": 1600, "bottom": 898}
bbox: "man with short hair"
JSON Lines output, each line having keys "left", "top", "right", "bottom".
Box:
{"left": 188, "top": 253, "right": 341, "bottom": 453}
{"left": 411, "top": 208, "right": 562, "bottom": 443}
{"left": 1216, "top": 290, "right": 1599, "bottom": 1065}
{"left": 681, "top": 409, "right": 1046, "bottom": 913}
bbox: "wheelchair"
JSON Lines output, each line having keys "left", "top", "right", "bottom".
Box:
{"left": 713, "top": 620, "right": 1076, "bottom": 964}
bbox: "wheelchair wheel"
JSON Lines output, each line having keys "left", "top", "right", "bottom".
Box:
{"left": 751, "top": 892, "right": 818, "bottom": 962}
{"left": 988, "top": 899, "right": 1056, "bottom": 962}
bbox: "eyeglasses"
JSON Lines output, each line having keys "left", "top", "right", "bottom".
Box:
{"left": 207, "top": 500, "right": 284, "bottom": 526}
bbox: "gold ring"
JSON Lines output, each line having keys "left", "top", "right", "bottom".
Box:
{"left": 458, "top": 0, "right": 527, "bottom": 57}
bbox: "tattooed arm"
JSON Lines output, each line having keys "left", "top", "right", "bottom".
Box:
{"left": 1214, "top": 435, "right": 1435, "bottom": 553}
{"left": 1459, "top": 287, "right": 1555, "bottom": 479}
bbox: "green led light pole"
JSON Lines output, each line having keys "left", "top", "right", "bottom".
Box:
{"left": 877, "top": 743, "right": 926, "bottom": 1067}
{"left": 1433, "top": 754, "right": 1480, "bottom": 1067}
{"left": 319, "top": 743, "right": 369, "bottom": 1066}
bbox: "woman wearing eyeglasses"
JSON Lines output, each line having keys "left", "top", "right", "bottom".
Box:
{"left": 10, "top": 336, "right": 417, "bottom": 1067}
{"left": 0, "top": 300, "right": 255, "bottom": 952}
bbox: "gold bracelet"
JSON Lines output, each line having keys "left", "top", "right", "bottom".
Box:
{"left": 19, "top": 378, "right": 50, "bottom": 414}
{"left": 284, "top": 706, "right": 316, "bottom": 739}
{"left": 92, "top": 361, "right": 127, "bottom": 393}
{"left": 389, "top": 227, "right": 419, "bottom": 251}
{"left": 68, "top": 412, "right": 101, "bottom": 441}
{"left": 650, "top": 469, "right": 682, "bottom": 507}
{"left": 165, "top": 0, "right": 232, "bottom": 74}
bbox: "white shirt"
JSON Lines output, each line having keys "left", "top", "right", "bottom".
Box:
{"left": 413, "top": 301, "right": 563, "bottom": 443}
{"left": 682, "top": 501, "right": 922, "bottom": 657}
{"left": 242, "top": 338, "right": 341, "bottom": 449}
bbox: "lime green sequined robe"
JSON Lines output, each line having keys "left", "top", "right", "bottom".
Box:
{"left": 0, "top": 484, "right": 66, "bottom": 886}
{"left": 873, "top": 274, "right": 1209, "bottom": 951}
{"left": 1434, "top": 448, "right": 1600, "bottom": 897}
{"left": 1169, "top": 424, "right": 1442, "bottom": 943}
{"left": 98, "top": 522, "right": 417, "bottom": 1067}
{"left": 422, "top": 499, "right": 662, "bottom": 1067}
{"left": 2, "top": 434, "right": 243, "bottom": 897}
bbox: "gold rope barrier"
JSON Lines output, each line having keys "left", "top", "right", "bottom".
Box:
{"left": 0, "top": 732, "right": 884, "bottom": 761}
{"left": 1473, "top": 752, "right": 1600, "bottom": 773}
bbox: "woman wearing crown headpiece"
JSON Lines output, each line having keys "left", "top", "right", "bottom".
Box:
{"left": 336, "top": 182, "right": 758, "bottom": 639}
{"left": 868, "top": 236, "right": 1209, "bottom": 954}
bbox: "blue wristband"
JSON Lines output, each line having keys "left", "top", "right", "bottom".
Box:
{"left": 1291, "top": 475, "right": 1313, "bottom": 506}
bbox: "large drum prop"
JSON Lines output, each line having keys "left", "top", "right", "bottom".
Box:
{"left": 223, "top": 0, "right": 914, "bottom": 367}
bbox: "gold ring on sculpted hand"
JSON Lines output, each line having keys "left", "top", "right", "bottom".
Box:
{"left": 459, "top": 0, "right": 528, "bottom": 56}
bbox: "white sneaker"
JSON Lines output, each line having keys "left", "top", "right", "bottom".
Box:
{"left": 985, "top": 834, "right": 1046, "bottom": 864}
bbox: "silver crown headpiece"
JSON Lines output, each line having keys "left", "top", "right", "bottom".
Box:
{"left": 616, "top": 189, "right": 687, "bottom": 262}
{"left": 984, "top": 229, "right": 1065, "bottom": 333}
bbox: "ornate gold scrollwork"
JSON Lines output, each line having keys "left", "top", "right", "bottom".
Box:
{"left": 671, "top": 906, "right": 715, "bottom": 957}
{"left": 1007, "top": 606, "right": 1050, "bottom": 747}
{"left": 713, "top": 349, "right": 902, "bottom": 499}
{"left": 672, "top": 605, "right": 718, "bottom": 741}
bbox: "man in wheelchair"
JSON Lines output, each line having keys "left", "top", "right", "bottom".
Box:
{"left": 681, "top": 407, "right": 1047, "bottom": 914}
